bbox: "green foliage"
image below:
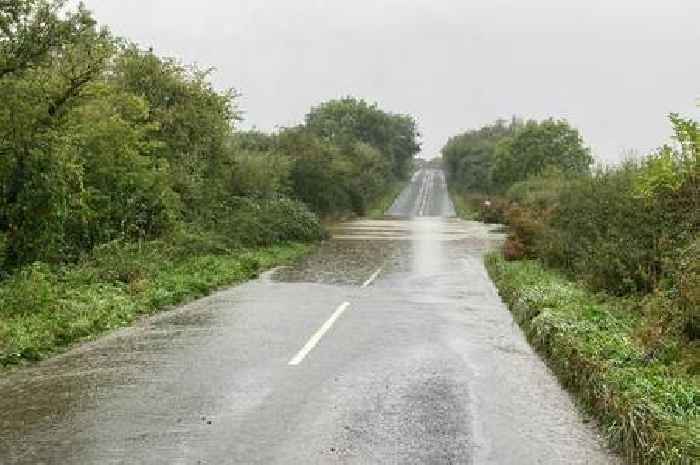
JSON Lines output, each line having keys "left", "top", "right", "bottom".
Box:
{"left": 58, "top": 83, "right": 179, "bottom": 246}
{"left": 443, "top": 117, "right": 590, "bottom": 194}
{"left": 498, "top": 168, "right": 569, "bottom": 260}
{"left": 539, "top": 122, "right": 698, "bottom": 296}
{"left": 546, "top": 163, "right": 664, "bottom": 294}
{"left": 0, "top": 240, "right": 310, "bottom": 367}
{"left": 0, "top": 3, "right": 118, "bottom": 265}
{"left": 345, "top": 141, "right": 392, "bottom": 213}
{"left": 491, "top": 118, "right": 592, "bottom": 190}
{"left": 271, "top": 125, "right": 401, "bottom": 218}
{"left": 305, "top": 96, "right": 421, "bottom": 179}
{"left": 195, "top": 196, "right": 327, "bottom": 248}
{"left": 635, "top": 114, "right": 699, "bottom": 201}
{"left": 450, "top": 114, "right": 697, "bottom": 299}
{"left": 275, "top": 127, "right": 354, "bottom": 216}
{"left": 506, "top": 166, "right": 567, "bottom": 209}
{"left": 230, "top": 129, "right": 276, "bottom": 152}
{"left": 442, "top": 118, "right": 519, "bottom": 193}
{"left": 111, "top": 46, "right": 240, "bottom": 216}
{"left": 0, "top": 0, "right": 98, "bottom": 78}
{"left": 226, "top": 150, "right": 291, "bottom": 198}
{"left": 486, "top": 254, "right": 699, "bottom": 465}
{"left": 669, "top": 239, "right": 700, "bottom": 340}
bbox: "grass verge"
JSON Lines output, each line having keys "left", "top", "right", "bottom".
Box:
{"left": 0, "top": 238, "right": 310, "bottom": 370}
{"left": 485, "top": 253, "right": 699, "bottom": 464}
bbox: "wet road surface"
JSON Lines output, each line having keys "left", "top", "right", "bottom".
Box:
{"left": 386, "top": 168, "right": 455, "bottom": 217}
{"left": 0, "top": 168, "right": 620, "bottom": 464}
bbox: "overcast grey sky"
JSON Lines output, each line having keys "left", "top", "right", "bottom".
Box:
{"left": 81, "top": 0, "right": 699, "bottom": 162}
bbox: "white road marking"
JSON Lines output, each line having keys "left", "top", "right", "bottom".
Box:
{"left": 413, "top": 171, "right": 428, "bottom": 217}
{"left": 419, "top": 171, "right": 432, "bottom": 216}
{"left": 288, "top": 302, "right": 351, "bottom": 366}
{"left": 361, "top": 268, "right": 382, "bottom": 288}
{"left": 421, "top": 172, "right": 430, "bottom": 216}
{"left": 417, "top": 169, "right": 434, "bottom": 216}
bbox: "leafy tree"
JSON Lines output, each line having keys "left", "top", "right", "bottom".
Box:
{"left": 275, "top": 127, "right": 353, "bottom": 216}
{"left": 491, "top": 119, "right": 592, "bottom": 190}
{"left": 0, "top": 1, "right": 114, "bottom": 264}
{"left": 111, "top": 47, "right": 240, "bottom": 216}
{"left": 305, "top": 97, "right": 420, "bottom": 179}
{"left": 345, "top": 142, "right": 391, "bottom": 213}
{"left": 57, "top": 83, "right": 179, "bottom": 249}
{"left": 0, "top": 0, "right": 97, "bottom": 78}
{"left": 441, "top": 118, "right": 520, "bottom": 193}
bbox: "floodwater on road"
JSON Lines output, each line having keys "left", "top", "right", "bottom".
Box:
{"left": 0, "top": 168, "right": 621, "bottom": 464}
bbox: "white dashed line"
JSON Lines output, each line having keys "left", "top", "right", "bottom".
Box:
{"left": 361, "top": 268, "right": 382, "bottom": 288}
{"left": 288, "top": 268, "right": 384, "bottom": 365}
{"left": 288, "top": 302, "right": 350, "bottom": 366}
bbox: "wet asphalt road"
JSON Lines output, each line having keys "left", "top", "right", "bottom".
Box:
{"left": 0, "top": 168, "right": 620, "bottom": 464}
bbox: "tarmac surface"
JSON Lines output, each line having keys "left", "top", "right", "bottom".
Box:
{"left": 0, "top": 168, "right": 621, "bottom": 464}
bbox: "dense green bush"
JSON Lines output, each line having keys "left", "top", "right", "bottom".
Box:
{"left": 195, "top": 196, "right": 327, "bottom": 248}
{"left": 505, "top": 166, "right": 567, "bottom": 210}
{"left": 111, "top": 46, "right": 239, "bottom": 217}
{"left": 225, "top": 150, "right": 292, "bottom": 198}
{"left": 538, "top": 116, "right": 698, "bottom": 297}
{"left": 544, "top": 164, "right": 659, "bottom": 294}
{"left": 344, "top": 142, "right": 392, "bottom": 213}
{"left": 491, "top": 119, "right": 592, "bottom": 189}
{"left": 275, "top": 127, "right": 355, "bottom": 216}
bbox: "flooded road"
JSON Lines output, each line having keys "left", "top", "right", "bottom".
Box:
{"left": 0, "top": 168, "right": 620, "bottom": 464}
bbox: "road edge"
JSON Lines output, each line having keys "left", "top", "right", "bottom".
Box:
{"left": 485, "top": 252, "right": 699, "bottom": 465}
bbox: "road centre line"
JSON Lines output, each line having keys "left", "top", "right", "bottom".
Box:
{"left": 361, "top": 267, "right": 382, "bottom": 288}
{"left": 413, "top": 172, "right": 426, "bottom": 216}
{"left": 288, "top": 302, "right": 350, "bottom": 366}
{"left": 288, "top": 268, "right": 382, "bottom": 366}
